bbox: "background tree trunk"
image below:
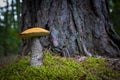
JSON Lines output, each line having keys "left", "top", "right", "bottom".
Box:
{"left": 21, "top": 0, "right": 120, "bottom": 57}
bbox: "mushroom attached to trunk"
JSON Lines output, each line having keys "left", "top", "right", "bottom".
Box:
{"left": 19, "top": 27, "right": 50, "bottom": 66}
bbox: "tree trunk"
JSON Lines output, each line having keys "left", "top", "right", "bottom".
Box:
{"left": 21, "top": 0, "right": 120, "bottom": 57}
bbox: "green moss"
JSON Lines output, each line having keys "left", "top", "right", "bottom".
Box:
{"left": 0, "top": 52, "right": 119, "bottom": 80}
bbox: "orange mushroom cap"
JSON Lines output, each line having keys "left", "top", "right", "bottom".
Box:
{"left": 19, "top": 27, "right": 50, "bottom": 38}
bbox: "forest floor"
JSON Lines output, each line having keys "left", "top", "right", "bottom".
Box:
{"left": 74, "top": 56, "right": 120, "bottom": 73}
{"left": 74, "top": 56, "right": 120, "bottom": 80}
{"left": 105, "top": 58, "right": 120, "bottom": 73}
{"left": 0, "top": 52, "right": 120, "bottom": 80}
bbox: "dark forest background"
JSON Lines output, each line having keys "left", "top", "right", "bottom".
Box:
{"left": 0, "top": 0, "right": 120, "bottom": 57}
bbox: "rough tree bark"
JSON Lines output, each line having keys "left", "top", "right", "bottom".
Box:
{"left": 21, "top": 0, "right": 120, "bottom": 57}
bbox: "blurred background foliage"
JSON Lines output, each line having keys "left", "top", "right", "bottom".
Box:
{"left": 0, "top": 0, "right": 22, "bottom": 56}
{"left": 109, "top": 0, "right": 120, "bottom": 35}
{"left": 0, "top": 0, "right": 120, "bottom": 57}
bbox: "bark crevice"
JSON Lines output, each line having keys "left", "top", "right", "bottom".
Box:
{"left": 70, "top": 0, "right": 92, "bottom": 56}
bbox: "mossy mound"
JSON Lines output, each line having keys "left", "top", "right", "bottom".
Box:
{"left": 0, "top": 52, "right": 120, "bottom": 80}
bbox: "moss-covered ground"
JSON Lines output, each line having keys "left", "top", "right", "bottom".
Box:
{"left": 0, "top": 51, "right": 120, "bottom": 80}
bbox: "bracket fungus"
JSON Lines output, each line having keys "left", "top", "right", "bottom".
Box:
{"left": 19, "top": 27, "right": 50, "bottom": 66}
